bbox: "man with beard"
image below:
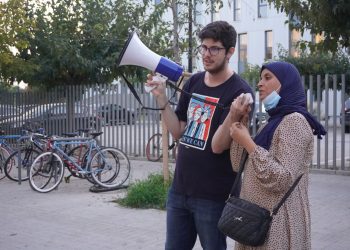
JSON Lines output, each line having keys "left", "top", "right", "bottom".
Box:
{"left": 145, "top": 21, "right": 254, "bottom": 250}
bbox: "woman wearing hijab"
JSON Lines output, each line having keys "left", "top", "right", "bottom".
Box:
{"left": 229, "top": 61, "right": 326, "bottom": 249}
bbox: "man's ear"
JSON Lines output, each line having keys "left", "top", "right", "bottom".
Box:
{"left": 226, "top": 47, "right": 235, "bottom": 60}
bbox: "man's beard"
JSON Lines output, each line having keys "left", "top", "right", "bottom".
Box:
{"left": 205, "top": 58, "right": 226, "bottom": 74}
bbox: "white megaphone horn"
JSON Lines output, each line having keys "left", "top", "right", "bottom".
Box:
{"left": 116, "top": 32, "right": 184, "bottom": 92}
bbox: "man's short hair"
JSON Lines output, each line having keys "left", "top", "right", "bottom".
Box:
{"left": 198, "top": 21, "right": 237, "bottom": 52}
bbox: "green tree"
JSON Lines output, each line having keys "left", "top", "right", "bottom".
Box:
{"left": 113, "top": 0, "right": 171, "bottom": 85}
{"left": 0, "top": 0, "right": 37, "bottom": 86}
{"left": 277, "top": 45, "right": 350, "bottom": 92}
{"left": 0, "top": 0, "right": 171, "bottom": 88}
{"left": 269, "top": 0, "right": 350, "bottom": 52}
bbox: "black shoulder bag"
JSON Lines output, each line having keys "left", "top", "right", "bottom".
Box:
{"left": 217, "top": 150, "right": 303, "bottom": 246}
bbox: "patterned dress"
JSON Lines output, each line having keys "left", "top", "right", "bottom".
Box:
{"left": 230, "top": 112, "right": 313, "bottom": 250}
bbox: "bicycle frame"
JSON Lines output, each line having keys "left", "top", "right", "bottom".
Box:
{"left": 0, "top": 135, "right": 22, "bottom": 153}
{"left": 50, "top": 137, "right": 100, "bottom": 175}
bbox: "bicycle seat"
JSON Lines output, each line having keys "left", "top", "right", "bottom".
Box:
{"left": 78, "top": 129, "right": 91, "bottom": 134}
{"left": 0, "top": 130, "right": 5, "bottom": 136}
{"left": 62, "top": 132, "right": 79, "bottom": 137}
{"left": 90, "top": 131, "right": 103, "bottom": 138}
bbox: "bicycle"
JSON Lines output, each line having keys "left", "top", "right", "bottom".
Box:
{"left": 0, "top": 129, "right": 17, "bottom": 180}
{"left": 62, "top": 129, "right": 104, "bottom": 183}
{"left": 145, "top": 133, "right": 178, "bottom": 162}
{"left": 29, "top": 134, "right": 130, "bottom": 193}
{"left": 4, "top": 129, "right": 47, "bottom": 182}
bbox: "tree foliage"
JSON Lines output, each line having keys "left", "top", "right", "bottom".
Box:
{"left": 277, "top": 46, "right": 350, "bottom": 92}
{"left": 269, "top": 0, "right": 350, "bottom": 53}
{"left": 277, "top": 46, "right": 350, "bottom": 76}
{"left": 0, "top": 0, "right": 170, "bottom": 88}
{"left": 240, "top": 47, "right": 350, "bottom": 92}
{"left": 0, "top": 0, "right": 37, "bottom": 86}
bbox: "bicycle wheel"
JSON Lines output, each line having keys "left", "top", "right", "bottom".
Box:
{"left": 29, "top": 152, "right": 64, "bottom": 193}
{"left": 66, "top": 145, "right": 89, "bottom": 179}
{"left": 4, "top": 148, "right": 41, "bottom": 182}
{"left": 0, "top": 146, "right": 11, "bottom": 180}
{"left": 66, "top": 145, "right": 97, "bottom": 185}
{"left": 145, "top": 133, "right": 163, "bottom": 162}
{"left": 90, "top": 147, "right": 130, "bottom": 188}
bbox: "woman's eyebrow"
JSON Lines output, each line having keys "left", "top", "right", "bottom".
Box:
{"left": 262, "top": 72, "right": 271, "bottom": 77}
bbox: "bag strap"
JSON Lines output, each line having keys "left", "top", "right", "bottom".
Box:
{"left": 228, "top": 150, "right": 248, "bottom": 197}
{"left": 228, "top": 149, "right": 304, "bottom": 216}
{"left": 271, "top": 173, "right": 303, "bottom": 215}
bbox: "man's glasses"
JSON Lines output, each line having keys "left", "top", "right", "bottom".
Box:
{"left": 197, "top": 45, "right": 226, "bottom": 56}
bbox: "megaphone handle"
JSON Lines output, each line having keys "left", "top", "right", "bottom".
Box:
{"left": 144, "top": 74, "right": 167, "bottom": 93}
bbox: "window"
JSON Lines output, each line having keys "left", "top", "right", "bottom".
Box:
{"left": 289, "top": 29, "right": 301, "bottom": 57}
{"left": 233, "top": 0, "right": 241, "bottom": 21}
{"left": 265, "top": 30, "right": 273, "bottom": 60}
{"left": 238, "top": 33, "right": 247, "bottom": 74}
{"left": 258, "top": 0, "right": 268, "bottom": 18}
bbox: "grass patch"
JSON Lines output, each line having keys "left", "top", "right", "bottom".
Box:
{"left": 115, "top": 173, "right": 172, "bottom": 210}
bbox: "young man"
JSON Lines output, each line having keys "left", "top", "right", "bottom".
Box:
{"left": 146, "top": 21, "right": 254, "bottom": 250}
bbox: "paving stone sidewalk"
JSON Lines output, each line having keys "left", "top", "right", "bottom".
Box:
{"left": 0, "top": 159, "right": 349, "bottom": 250}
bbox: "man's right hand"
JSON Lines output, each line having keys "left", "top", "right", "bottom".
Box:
{"left": 145, "top": 73, "right": 168, "bottom": 107}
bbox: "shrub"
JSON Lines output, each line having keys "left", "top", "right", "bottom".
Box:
{"left": 115, "top": 173, "right": 172, "bottom": 210}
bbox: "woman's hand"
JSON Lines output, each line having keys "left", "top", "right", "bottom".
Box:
{"left": 230, "top": 122, "right": 256, "bottom": 154}
{"left": 230, "top": 93, "right": 252, "bottom": 123}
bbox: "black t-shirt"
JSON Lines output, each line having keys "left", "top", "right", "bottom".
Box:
{"left": 173, "top": 71, "right": 254, "bottom": 202}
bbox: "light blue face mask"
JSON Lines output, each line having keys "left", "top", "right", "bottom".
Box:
{"left": 262, "top": 89, "right": 281, "bottom": 111}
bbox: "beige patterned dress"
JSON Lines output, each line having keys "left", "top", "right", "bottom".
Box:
{"left": 230, "top": 112, "right": 312, "bottom": 250}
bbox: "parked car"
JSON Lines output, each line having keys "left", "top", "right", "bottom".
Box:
{"left": 97, "top": 104, "right": 135, "bottom": 125}
{"left": 340, "top": 98, "right": 350, "bottom": 133}
{"left": 1, "top": 103, "right": 60, "bottom": 128}
{"left": 1, "top": 103, "right": 99, "bottom": 135}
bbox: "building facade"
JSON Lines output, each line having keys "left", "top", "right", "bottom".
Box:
{"left": 188, "top": 0, "right": 316, "bottom": 74}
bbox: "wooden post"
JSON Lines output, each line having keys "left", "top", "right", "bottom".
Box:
{"left": 162, "top": 119, "right": 170, "bottom": 182}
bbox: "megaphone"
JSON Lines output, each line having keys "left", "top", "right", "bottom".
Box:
{"left": 116, "top": 32, "right": 184, "bottom": 86}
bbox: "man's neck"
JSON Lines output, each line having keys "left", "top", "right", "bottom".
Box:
{"left": 204, "top": 68, "right": 234, "bottom": 87}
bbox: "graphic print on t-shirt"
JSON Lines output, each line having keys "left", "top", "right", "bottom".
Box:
{"left": 180, "top": 93, "right": 219, "bottom": 150}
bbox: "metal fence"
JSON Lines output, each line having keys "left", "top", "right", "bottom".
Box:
{"left": 0, "top": 75, "right": 349, "bottom": 173}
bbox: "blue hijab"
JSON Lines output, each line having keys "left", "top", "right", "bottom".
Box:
{"left": 254, "top": 61, "right": 326, "bottom": 150}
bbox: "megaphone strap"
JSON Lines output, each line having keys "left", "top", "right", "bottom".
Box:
{"left": 121, "top": 74, "right": 169, "bottom": 111}
{"left": 166, "top": 82, "right": 229, "bottom": 109}
{"left": 121, "top": 73, "right": 229, "bottom": 110}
